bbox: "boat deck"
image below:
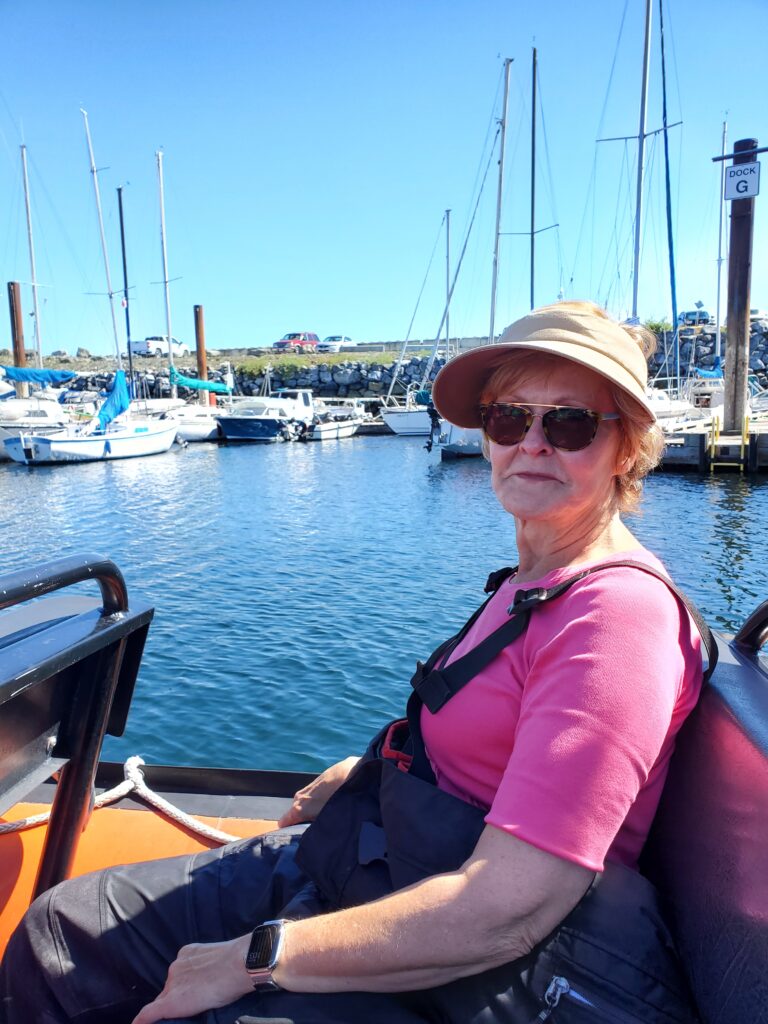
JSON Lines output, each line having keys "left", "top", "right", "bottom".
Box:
{"left": 0, "top": 761, "right": 313, "bottom": 954}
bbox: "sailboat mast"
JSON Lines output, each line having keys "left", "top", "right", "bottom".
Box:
{"left": 715, "top": 120, "right": 728, "bottom": 361}
{"left": 658, "top": 0, "right": 678, "bottom": 382}
{"left": 117, "top": 186, "right": 135, "bottom": 388}
{"left": 489, "top": 57, "right": 512, "bottom": 345}
{"left": 81, "top": 109, "right": 122, "bottom": 369}
{"left": 156, "top": 150, "right": 177, "bottom": 397}
{"left": 631, "top": 0, "right": 653, "bottom": 320}
{"left": 445, "top": 208, "right": 451, "bottom": 358}
{"left": 20, "top": 145, "right": 43, "bottom": 368}
{"left": 532, "top": 48, "right": 536, "bottom": 309}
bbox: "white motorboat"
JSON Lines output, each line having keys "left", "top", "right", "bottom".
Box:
{"left": 304, "top": 417, "right": 363, "bottom": 441}
{"left": 162, "top": 403, "right": 222, "bottom": 442}
{"left": 302, "top": 398, "right": 370, "bottom": 441}
{"left": 0, "top": 396, "right": 72, "bottom": 460}
{"left": 3, "top": 418, "right": 180, "bottom": 465}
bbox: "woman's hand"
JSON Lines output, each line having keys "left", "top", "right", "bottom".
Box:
{"left": 277, "top": 755, "right": 360, "bottom": 827}
{"left": 131, "top": 935, "right": 251, "bottom": 1024}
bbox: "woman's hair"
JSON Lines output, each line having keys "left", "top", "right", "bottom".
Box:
{"left": 479, "top": 301, "right": 664, "bottom": 514}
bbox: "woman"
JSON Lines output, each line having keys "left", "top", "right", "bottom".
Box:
{"left": 0, "top": 302, "right": 707, "bottom": 1024}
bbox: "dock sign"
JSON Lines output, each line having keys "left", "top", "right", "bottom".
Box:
{"left": 725, "top": 161, "right": 760, "bottom": 200}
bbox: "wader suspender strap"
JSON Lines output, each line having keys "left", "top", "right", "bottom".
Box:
{"left": 406, "top": 559, "right": 718, "bottom": 784}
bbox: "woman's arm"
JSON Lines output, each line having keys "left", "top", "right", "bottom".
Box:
{"left": 277, "top": 755, "right": 361, "bottom": 827}
{"left": 276, "top": 824, "right": 592, "bottom": 991}
{"left": 131, "top": 826, "right": 591, "bottom": 1023}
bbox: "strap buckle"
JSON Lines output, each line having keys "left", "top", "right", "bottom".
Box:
{"left": 508, "top": 586, "right": 549, "bottom": 615}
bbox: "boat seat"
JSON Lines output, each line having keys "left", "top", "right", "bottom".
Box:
{"left": 641, "top": 604, "right": 768, "bottom": 1024}
{"left": 0, "top": 556, "right": 153, "bottom": 898}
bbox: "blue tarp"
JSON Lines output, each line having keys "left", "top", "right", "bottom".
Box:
{"left": 169, "top": 366, "right": 230, "bottom": 394}
{"left": 0, "top": 366, "right": 77, "bottom": 385}
{"left": 694, "top": 356, "right": 723, "bottom": 379}
{"left": 96, "top": 370, "right": 131, "bottom": 430}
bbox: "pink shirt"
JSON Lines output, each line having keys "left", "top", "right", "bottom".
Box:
{"left": 420, "top": 549, "right": 702, "bottom": 872}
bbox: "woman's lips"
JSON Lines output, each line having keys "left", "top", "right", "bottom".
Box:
{"left": 511, "top": 471, "right": 560, "bottom": 482}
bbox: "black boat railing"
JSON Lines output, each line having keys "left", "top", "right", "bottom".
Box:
{"left": 0, "top": 555, "right": 154, "bottom": 896}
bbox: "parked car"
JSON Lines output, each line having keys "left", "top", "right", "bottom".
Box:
{"left": 677, "top": 310, "right": 711, "bottom": 326}
{"left": 128, "top": 336, "right": 190, "bottom": 358}
{"left": 749, "top": 308, "right": 768, "bottom": 321}
{"left": 273, "top": 332, "right": 320, "bottom": 353}
{"left": 318, "top": 335, "right": 355, "bottom": 353}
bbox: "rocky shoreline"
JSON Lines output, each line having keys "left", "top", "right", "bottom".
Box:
{"left": 4, "top": 322, "right": 768, "bottom": 401}
{"left": 653, "top": 318, "right": 768, "bottom": 380}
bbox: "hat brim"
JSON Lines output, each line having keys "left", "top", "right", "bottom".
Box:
{"left": 432, "top": 339, "right": 656, "bottom": 428}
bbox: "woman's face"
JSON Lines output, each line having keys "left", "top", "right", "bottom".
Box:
{"left": 487, "top": 360, "right": 624, "bottom": 529}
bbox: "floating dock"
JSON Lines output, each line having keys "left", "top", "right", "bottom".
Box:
{"left": 661, "top": 420, "right": 768, "bottom": 472}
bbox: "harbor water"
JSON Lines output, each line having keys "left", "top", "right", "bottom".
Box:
{"left": 2, "top": 436, "right": 767, "bottom": 774}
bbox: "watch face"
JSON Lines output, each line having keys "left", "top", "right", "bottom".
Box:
{"left": 245, "top": 922, "right": 282, "bottom": 973}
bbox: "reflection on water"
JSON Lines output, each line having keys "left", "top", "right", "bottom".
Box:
{"left": 1, "top": 442, "right": 767, "bottom": 770}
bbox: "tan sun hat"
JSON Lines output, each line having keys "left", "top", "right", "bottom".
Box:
{"left": 432, "top": 304, "right": 656, "bottom": 427}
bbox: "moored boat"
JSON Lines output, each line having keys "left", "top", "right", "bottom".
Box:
{"left": 301, "top": 397, "right": 370, "bottom": 441}
{"left": 2, "top": 368, "right": 181, "bottom": 465}
{"left": 3, "top": 418, "right": 181, "bottom": 465}
{"left": 216, "top": 388, "right": 316, "bottom": 443}
{"left": 0, "top": 396, "right": 72, "bottom": 460}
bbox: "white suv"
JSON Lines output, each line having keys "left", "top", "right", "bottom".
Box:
{"left": 128, "top": 336, "right": 190, "bottom": 358}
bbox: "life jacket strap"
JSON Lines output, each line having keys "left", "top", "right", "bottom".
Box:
{"left": 410, "top": 558, "right": 718, "bottom": 718}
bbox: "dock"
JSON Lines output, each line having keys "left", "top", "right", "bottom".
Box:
{"left": 661, "top": 420, "right": 768, "bottom": 472}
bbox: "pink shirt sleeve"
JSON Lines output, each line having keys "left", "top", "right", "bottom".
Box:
{"left": 483, "top": 569, "right": 698, "bottom": 871}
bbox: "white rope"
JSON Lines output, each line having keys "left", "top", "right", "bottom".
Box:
{"left": 0, "top": 756, "right": 240, "bottom": 846}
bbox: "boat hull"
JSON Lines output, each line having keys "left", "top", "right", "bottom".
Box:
{"left": 0, "top": 400, "right": 72, "bottom": 460}
{"left": 3, "top": 421, "right": 180, "bottom": 465}
{"left": 381, "top": 408, "right": 431, "bottom": 436}
{"left": 216, "top": 415, "right": 292, "bottom": 443}
{"left": 0, "top": 422, "right": 72, "bottom": 461}
{"left": 305, "top": 417, "right": 364, "bottom": 441}
{"left": 165, "top": 408, "right": 222, "bottom": 442}
{"left": 439, "top": 425, "right": 484, "bottom": 459}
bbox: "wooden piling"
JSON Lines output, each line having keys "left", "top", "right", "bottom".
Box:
{"left": 193, "top": 305, "right": 213, "bottom": 407}
{"left": 7, "top": 282, "right": 28, "bottom": 398}
{"left": 724, "top": 138, "right": 757, "bottom": 432}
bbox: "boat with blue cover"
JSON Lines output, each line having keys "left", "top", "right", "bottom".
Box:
{"left": 2, "top": 371, "right": 180, "bottom": 465}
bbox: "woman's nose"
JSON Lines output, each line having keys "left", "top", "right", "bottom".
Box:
{"left": 518, "top": 412, "right": 552, "bottom": 453}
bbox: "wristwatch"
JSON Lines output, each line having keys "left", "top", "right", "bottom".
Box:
{"left": 244, "top": 919, "right": 286, "bottom": 990}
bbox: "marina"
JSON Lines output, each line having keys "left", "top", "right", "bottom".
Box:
{"left": 0, "top": 4, "right": 767, "bottom": 1017}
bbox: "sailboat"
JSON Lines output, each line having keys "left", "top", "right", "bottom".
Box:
{"left": 380, "top": 211, "right": 453, "bottom": 438}
{"left": 437, "top": 57, "right": 514, "bottom": 460}
{"left": 2, "top": 370, "right": 180, "bottom": 465}
{"left": 145, "top": 152, "right": 227, "bottom": 442}
{"left": 384, "top": 69, "right": 513, "bottom": 443}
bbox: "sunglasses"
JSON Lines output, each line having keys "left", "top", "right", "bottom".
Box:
{"left": 479, "top": 402, "right": 620, "bottom": 451}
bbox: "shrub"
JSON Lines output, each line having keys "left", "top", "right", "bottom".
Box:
{"left": 644, "top": 318, "right": 673, "bottom": 334}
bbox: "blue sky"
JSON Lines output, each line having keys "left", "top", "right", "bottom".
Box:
{"left": 1, "top": 0, "right": 766, "bottom": 356}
